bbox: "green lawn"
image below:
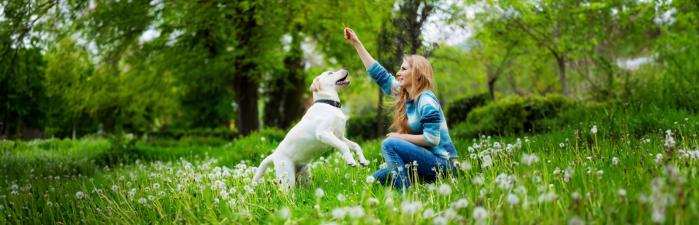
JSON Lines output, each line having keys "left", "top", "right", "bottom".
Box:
{"left": 1, "top": 123, "right": 698, "bottom": 224}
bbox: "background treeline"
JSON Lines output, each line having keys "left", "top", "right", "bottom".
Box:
{"left": 1, "top": 0, "right": 697, "bottom": 141}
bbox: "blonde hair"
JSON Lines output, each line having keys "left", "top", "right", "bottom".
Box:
{"left": 392, "top": 55, "right": 434, "bottom": 133}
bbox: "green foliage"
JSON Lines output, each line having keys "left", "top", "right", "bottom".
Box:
{"left": 218, "top": 127, "right": 285, "bottom": 165}
{"left": 454, "top": 94, "right": 571, "bottom": 137}
{"left": 346, "top": 113, "right": 392, "bottom": 141}
{"left": 445, "top": 93, "right": 490, "bottom": 126}
{"left": 653, "top": 0, "right": 699, "bottom": 112}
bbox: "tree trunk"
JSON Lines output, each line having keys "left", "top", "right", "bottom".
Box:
{"left": 487, "top": 75, "right": 497, "bottom": 101}
{"left": 264, "top": 29, "right": 305, "bottom": 130}
{"left": 232, "top": 4, "right": 261, "bottom": 136}
{"left": 234, "top": 73, "right": 259, "bottom": 136}
{"left": 552, "top": 52, "right": 568, "bottom": 96}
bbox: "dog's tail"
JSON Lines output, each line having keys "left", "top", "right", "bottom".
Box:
{"left": 253, "top": 155, "right": 274, "bottom": 183}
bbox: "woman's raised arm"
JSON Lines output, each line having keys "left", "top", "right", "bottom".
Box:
{"left": 344, "top": 28, "right": 375, "bottom": 69}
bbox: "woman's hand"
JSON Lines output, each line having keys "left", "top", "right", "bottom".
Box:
{"left": 386, "top": 132, "right": 403, "bottom": 139}
{"left": 387, "top": 132, "right": 430, "bottom": 147}
{"left": 344, "top": 27, "right": 361, "bottom": 46}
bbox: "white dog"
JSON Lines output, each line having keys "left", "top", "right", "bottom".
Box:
{"left": 252, "top": 68, "right": 369, "bottom": 189}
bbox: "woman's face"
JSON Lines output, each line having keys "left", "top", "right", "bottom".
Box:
{"left": 396, "top": 61, "right": 413, "bottom": 88}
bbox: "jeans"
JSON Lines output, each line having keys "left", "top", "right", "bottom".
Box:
{"left": 372, "top": 137, "right": 456, "bottom": 191}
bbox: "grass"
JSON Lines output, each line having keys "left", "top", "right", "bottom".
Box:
{"left": 0, "top": 122, "right": 698, "bottom": 224}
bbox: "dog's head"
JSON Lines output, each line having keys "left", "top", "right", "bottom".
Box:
{"left": 309, "top": 68, "right": 350, "bottom": 93}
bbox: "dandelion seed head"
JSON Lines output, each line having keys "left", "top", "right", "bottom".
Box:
{"left": 366, "top": 176, "right": 375, "bottom": 184}
{"left": 438, "top": 184, "right": 452, "bottom": 195}
{"left": 348, "top": 205, "right": 365, "bottom": 218}
{"left": 507, "top": 194, "right": 520, "bottom": 206}
{"left": 278, "top": 207, "right": 290, "bottom": 220}
{"left": 568, "top": 216, "right": 585, "bottom": 225}
{"left": 423, "top": 208, "right": 435, "bottom": 218}
{"left": 433, "top": 216, "right": 448, "bottom": 225}
{"left": 472, "top": 207, "right": 488, "bottom": 220}
{"left": 75, "top": 191, "right": 84, "bottom": 199}
{"left": 401, "top": 201, "right": 423, "bottom": 215}
{"left": 618, "top": 189, "right": 627, "bottom": 197}
{"left": 452, "top": 198, "right": 469, "bottom": 209}
{"left": 332, "top": 207, "right": 347, "bottom": 219}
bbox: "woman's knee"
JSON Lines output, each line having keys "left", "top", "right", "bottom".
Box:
{"left": 381, "top": 137, "right": 401, "bottom": 152}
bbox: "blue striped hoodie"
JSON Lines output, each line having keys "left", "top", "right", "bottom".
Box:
{"left": 367, "top": 61, "right": 458, "bottom": 159}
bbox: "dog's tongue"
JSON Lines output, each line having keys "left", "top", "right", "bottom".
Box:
{"left": 336, "top": 78, "right": 350, "bottom": 85}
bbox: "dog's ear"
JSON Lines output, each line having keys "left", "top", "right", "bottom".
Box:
{"left": 309, "top": 78, "right": 321, "bottom": 92}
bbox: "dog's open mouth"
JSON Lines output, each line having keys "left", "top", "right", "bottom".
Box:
{"left": 335, "top": 74, "right": 350, "bottom": 86}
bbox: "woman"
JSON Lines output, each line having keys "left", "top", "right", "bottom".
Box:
{"left": 343, "top": 27, "right": 459, "bottom": 191}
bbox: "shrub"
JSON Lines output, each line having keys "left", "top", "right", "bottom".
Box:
{"left": 453, "top": 94, "right": 571, "bottom": 138}
{"left": 446, "top": 93, "right": 490, "bottom": 126}
{"left": 346, "top": 113, "right": 391, "bottom": 141}
{"left": 218, "top": 128, "right": 285, "bottom": 165}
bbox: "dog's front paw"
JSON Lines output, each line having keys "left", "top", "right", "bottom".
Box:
{"left": 345, "top": 158, "right": 358, "bottom": 167}
{"left": 359, "top": 159, "right": 370, "bottom": 167}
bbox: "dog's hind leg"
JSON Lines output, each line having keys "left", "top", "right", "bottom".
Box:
{"left": 295, "top": 164, "right": 311, "bottom": 187}
{"left": 274, "top": 159, "right": 296, "bottom": 191}
{"left": 253, "top": 155, "right": 274, "bottom": 183}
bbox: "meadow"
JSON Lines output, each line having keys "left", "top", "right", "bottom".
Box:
{"left": 1, "top": 121, "right": 697, "bottom": 225}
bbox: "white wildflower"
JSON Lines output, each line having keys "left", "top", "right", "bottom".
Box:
{"left": 472, "top": 175, "right": 484, "bottom": 186}
{"left": 138, "top": 198, "right": 147, "bottom": 205}
{"left": 367, "top": 197, "right": 379, "bottom": 206}
{"left": 451, "top": 198, "right": 469, "bottom": 209}
{"left": 438, "top": 184, "right": 452, "bottom": 195}
{"left": 337, "top": 194, "right": 345, "bottom": 202}
{"left": 278, "top": 207, "right": 290, "bottom": 219}
{"left": 507, "top": 194, "right": 520, "bottom": 206}
{"left": 423, "top": 208, "right": 435, "bottom": 218}
{"left": 347, "top": 205, "right": 365, "bottom": 218}
{"left": 591, "top": 125, "right": 597, "bottom": 134}
{"left": 618, "top": 189, "right": 627, "bottom": 197}
{"left": 75, "top": 191, "right": 85, "bottom": 199}
{"left": 315, "top": 188, "right": 325, "bottom": 198}
{"left": 655, "top": 153, "right": 663, "bottom": 164}
{"left": 559, "top": 143, "right": 565, "bottom": 148}
{"left": 332, "top": 207, "right": 347, "bottom": 219}
{"left": 459, "top": 161, "right": 472, "bottom": 171}
{"left": 568, "top": 216, "right": 585, "bottom": 225}
{"left": 612, "top": 157, "right": 619, "bottom": 165}
{"left": 111, "top": 184, "right": 119, "bottom": 192}
{"left": 366, "top": 176, "right": 375, "bottom": 184}
{"left": 652, "top": 209, "right": 665, "bottom": 223}
{"left": 433, "top": 216, "right": 448, "bottom": 225}
{"left": 472, "top": 207, "right": 488, "bottom": 220}
{"left": 481, "top": 155, "right": 492, "bottom": 168}
{"left": 665, "top": 129, "right": 675, "bottom": 149}
{"left": 401, "top": 201, "right": 424, "bottom": 215}
{"left": 522, "top": 153, "right": 539, "bottom": 166}
{"left": 495, "top": 173, "right": 515, "bottom": 190}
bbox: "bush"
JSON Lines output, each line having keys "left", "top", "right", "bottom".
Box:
{"left": 453, "top": 94, "right": 571, "bottom": 137}
{"left": 147, "top": 128, "right": 237, "bottom": 141}
{"left": 346, "top": 113, "right": 391, "bottom": 141}
{"left": 218, "top": 128, "right": 286, "bottom": 165}
{"left": 446, "top": 93, "right": 491, "bottom": 126}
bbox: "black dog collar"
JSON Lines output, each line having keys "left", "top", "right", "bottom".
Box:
{"left": 315, "top": 99, "right": 341, "bottom": 108}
